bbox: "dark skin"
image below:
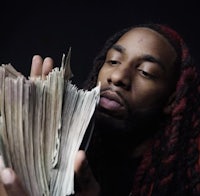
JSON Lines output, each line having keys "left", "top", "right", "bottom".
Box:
{"left": 0, "top": 27, "right": 177, "bottom": 195}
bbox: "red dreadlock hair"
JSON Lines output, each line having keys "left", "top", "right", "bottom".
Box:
{"left": 130, "top": 25, "right": 200, "bottom": 196}
{"left": 84, "top": 23, "right": 200, "bottom": 195}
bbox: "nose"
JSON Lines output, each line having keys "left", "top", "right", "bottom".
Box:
{"left": 108, "top": 64, "right": 132, "bottom": 90}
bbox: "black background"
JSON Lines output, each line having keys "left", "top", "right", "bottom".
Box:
{"left": 1, "top": 0, "right": 199, "bottom": 87}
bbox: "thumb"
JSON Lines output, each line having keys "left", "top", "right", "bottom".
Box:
{"left": 0, "top": 156, "right": 29, "bottom": 196}
{"left": 74, "top": 150, "right": 89, "bottom": 173}
{"left": 74, "top": 150, "right": 100, "bottom": 196}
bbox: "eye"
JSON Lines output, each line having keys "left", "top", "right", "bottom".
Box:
{"left": 107, "top": 60, "right": 120, "bottom": 65}
{"left": 137, "top": 68, "right": 156, "bottom": 79}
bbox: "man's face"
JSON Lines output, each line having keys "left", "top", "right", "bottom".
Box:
{"left": 96, "top": 27, "right": 177, "bottom": 131}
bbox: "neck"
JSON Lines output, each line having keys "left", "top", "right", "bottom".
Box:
{"left": 84, "top": 112, "right": 164, "bottom": 195}
{"left": 86, "top": 124, "right": 155, "bottom": 196}
{"left": 87, "top": 118, "right": 158, "bottom": 163}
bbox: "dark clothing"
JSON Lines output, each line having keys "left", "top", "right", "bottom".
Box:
{"left": 86, "top": 133, "right": 142, "bottom": 196}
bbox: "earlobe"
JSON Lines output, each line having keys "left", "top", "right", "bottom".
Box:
{"left": 163, "top": 92, "right": 176, "bottom": 115}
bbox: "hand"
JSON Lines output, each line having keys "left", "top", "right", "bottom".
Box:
{"left": 74, "top": 150, "right": 100, "bottom": 196}
{"left": 0, "top": 56, "right": 100, "bottom": 196}
{"left": 30, "top": 55, "right": 54, "bottom": 79}
{"left": 0, "top": 151, "right": 101, "bottom": 196}
{"left": 0, "top": 55, "right": 54, "bottom": 196}
{"left": 0, "top": 156, "right": 29, "bottom": 196}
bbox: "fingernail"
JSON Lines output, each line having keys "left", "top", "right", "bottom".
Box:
{"left": 0, "top": 155, "right": 5, "bottom": 171}
{"left": 1, "top": 168, "right": 15, "bottom": 184}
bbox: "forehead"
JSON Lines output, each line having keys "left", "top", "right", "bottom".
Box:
{"left": 117, "top": 27, "right": 176, "bottom": 51}
{"left": 113, "top": 27, "right": 177, "bottom": 66}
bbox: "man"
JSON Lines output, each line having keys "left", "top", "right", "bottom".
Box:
{"left": 0, "top": 23, "right": 200, "bottom": 195}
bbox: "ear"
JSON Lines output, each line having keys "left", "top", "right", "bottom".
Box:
{"left": 163, "top": 92, "right": 176, "bottom": 115}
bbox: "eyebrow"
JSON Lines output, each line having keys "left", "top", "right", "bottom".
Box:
{"left": 142, "top": 54, "right": 165, "bottom": 71}
{"left": 111, "top": 44, "right": 126, "bottom": 53}
{"left": 111, "top": 44, "right": 165, "bottom": 71}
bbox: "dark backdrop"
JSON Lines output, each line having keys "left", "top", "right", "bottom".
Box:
{"left": 1, "top": 0, "right": 199, "bottom": 87}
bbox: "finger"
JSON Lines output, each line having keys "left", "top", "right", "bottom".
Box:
{"left": 74, "top": 150, "right": 87, "bottom": 173}
{"left": 1, "top": 168, "right": 29, "bottom": 196}
{"left": 74, "top": 151, "right": 100, "bottom": 195}
{"left": 42, "top": 57, "right": 54, "bottom": 80}
{"left": 0, "top": 155, "right": 6, "bottom": 172}
{"left": 0, "top": 183, "right": 7, "bottom": 196}
{"left": 0, "top": 156, "right": 28, "bottom": 196}
{"left": 30, "top": 55, "right": 43, "bottom": 78}
{"left": 75, "top": 151, "right": 94, "bottom": 187}
{"left": 0, "top": 156, "right": 7, "bottom": 196}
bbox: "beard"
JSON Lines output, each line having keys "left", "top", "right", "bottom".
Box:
{"left": 94, "top": 105, "right": 164, "bottom": 142}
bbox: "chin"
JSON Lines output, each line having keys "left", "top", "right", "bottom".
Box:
{"left": 94, "top": 105, "right": 163, "bottom": 139}
{"left": 94, "top": 109, "right": 135, "bottom": 135}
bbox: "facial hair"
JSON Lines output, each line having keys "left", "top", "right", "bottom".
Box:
{"left": 94, "top": 104, "right": 164, "bottom": 142}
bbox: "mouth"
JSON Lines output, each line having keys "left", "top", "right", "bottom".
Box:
{"left": 98, "top": 90, "right": 126, "bottom": 115}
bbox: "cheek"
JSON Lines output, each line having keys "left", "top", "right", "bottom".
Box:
{"left": 129, "top": 82, "right": 168, "bottom": 110}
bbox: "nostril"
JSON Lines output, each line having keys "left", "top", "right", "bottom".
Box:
{"left": 107, "top": 66, "right": 132, "bottom": 89}
{"left": 107, "top": 77, "right": 131, "bottom": 90}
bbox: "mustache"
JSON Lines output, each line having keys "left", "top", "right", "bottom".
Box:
{"left": 100, "top": 87, "right": 130, "bottom": 110}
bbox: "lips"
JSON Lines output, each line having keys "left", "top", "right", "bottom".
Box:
{"left": 99, "top": 90, "right": 125, "bottom": 112}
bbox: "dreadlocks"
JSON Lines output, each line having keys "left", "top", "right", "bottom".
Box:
{"left": 131, "top": 62, "right": 200, "bottom": 196}
{"left": 84, "top": 23, "right": 200, "bottom": 195}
